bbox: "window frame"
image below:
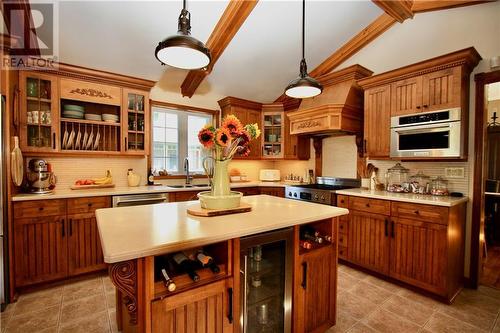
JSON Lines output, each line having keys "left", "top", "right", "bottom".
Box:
{"left": 149, "top": 100, "right": 219, "bottom": 179}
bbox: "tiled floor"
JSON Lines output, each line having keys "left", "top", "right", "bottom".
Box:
{"left": 329, "top": 264, "right": 500, "bottom": 333}
{"left": 2, "top": 265, "right": 500, "bottom": 333}
{"left": 481, "top": 246, "right": 500, "bottom": 289}
{"left": 0, "top": 274, "right": 118, "bottom": 333}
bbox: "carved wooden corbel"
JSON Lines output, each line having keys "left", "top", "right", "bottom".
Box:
{"left": 109, "top": 260, "right": 138, "bottom": 325}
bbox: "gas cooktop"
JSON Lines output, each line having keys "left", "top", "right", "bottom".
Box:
{"left": 285, "top": 177, "right": 360, "bottom": 205}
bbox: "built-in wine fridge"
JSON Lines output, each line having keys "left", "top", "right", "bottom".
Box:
{"left": 240, "top": 228, "right": 293, "bottom": 333}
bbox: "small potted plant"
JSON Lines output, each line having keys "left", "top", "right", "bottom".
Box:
{"left": 197, "top": 115, "right": 260, "bottom": 209}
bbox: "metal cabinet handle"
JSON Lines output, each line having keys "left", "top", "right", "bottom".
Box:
{"left": 52, "top": 133, "right": 56, "bottom": 149}
{"left": 414, "top": 210, "right": 420, "bottom": 215}
{"left": 301, "top": 262, "right": 308, "bottom": 289}
{"left": 423, "top": 104, "right": 428, "bottom": 108}
{"left": 69, "top": 219, "right": 73, "bottom": 236}
{"left": 391, "top": 221, "right": 395, "bottom": 238}
{"left": 61, "top": 219, "right": 65, "bottom": 237}
{"left": 227, "top": 287, "right": 233, "bottom": 324}
{"left": 366, "top": 203, "right": 370, "bottom": 208}
{"left": 293, "top": 145, "right": 296, "bottom": 155}
{"left": 363, "top": 139, "right": 367, "bottom": 154}
{"left": 241, "top": 255, "right": 248, "bottom": 333}
{"left": 416, "top": 105, "right": 421, "bottom": 109}
{"left": 384, "top": 219, "right": 388, "bottom": 237}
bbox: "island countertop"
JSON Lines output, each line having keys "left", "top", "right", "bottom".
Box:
{"left": 96, "top": 195, "right": 348, "bottom": 263}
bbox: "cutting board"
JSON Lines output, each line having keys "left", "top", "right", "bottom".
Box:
{"left": 187, "top": 203, "right": 252, "bottom": 217}
{"left": 71, "top": 184, "right": 115, "bottom": 190}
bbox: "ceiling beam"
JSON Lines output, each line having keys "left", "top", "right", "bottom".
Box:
{"left": 181, "top": 0, "right": 258, "bottom": 98}
{"left": 412, "top": 0, "right": 495, "bottom": 13}
{"left": 372, "top": 0, "right": 414, "bottom": 22}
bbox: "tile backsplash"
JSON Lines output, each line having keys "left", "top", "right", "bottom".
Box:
{"left": 39, "top": 156, "right": 148, "bottom": 189}
{"left": 367, "top": 160, "right": 469, "bottom": 196}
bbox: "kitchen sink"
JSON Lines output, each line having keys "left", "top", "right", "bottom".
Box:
{"left": 167, "top": 184, "right": 209, "bottom": 188}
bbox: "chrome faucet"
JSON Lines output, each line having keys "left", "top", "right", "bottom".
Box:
{"left": 184, "top": 157, "right": 193, "bottom": 185}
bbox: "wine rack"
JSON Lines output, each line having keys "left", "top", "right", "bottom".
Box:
{"left": 299, "top": 219, "right": 336, "bottom": 255}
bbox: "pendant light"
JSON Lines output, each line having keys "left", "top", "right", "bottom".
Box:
{"left": 285, "top": 0, "right": 323, "bottom": 99}
{"left": 155, "top": 0, "right": 211, "bottom": 70}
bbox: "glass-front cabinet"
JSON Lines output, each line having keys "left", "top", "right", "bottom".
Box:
{"left": 122, "top": 89, "right": 149, "bottom": 155}
{"left": 20, "top": 72, "right": 59, "bottom": 152}
{"left": 262, "top": 111, "right": 284, "bottom": 158}
{"left": 240, "top": 228, "right": 293, "bottom": 333}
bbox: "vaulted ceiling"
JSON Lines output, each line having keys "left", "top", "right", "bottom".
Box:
{"left": 56, "top": 1, "right": 382, "bottom": 103}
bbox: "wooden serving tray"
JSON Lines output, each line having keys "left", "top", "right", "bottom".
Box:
{"left": 70, "top": 184, "right": 115, "bottom": 190}
{"left": 187, "top": 203, "right": 252, "bottom": 217}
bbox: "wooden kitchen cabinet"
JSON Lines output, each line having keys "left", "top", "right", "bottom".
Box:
{"left": 151, "top": 278, "right": 234, "bottom": 333}
{"left": 421, "top": 67, "right": 461, "bottom": 112}
{"left": 19, "top": 71, "right": 60, "bottom": 153}
{"left": 295, "top": 244, "right": 336, "bottom": 333}
{"left": 339, "top": 195, "right": 466, "bottom": 301}
{"left": 364, "top": 85, "right": 391, "bottom": 159}
{"left": 13, "top": 197, "right": 110, "bottom": 288}
{"left": 259, "top": 187, "right": 285, "bottom": 197}
{"left": 389, "top": 217, "right": 447, "bottom": 294}
{"left": 14, "top": 215, "right": 68, "bottom": 287}
{"left": 391, "top": 76, "right": 422, "bottom": 116}
{"left": 169, "top": 190, "right": 202, "bottom": 202}
{"left": 283, "top": 109, "right": 310, "bottom": 160}
{"left": 219, "top": 96, "right": 262, "bottom": 159}
{"left": 122, "top": 88, "right": 150, "bottom": 155}
{"left": 67, "top": 212, "right": 107, "bottom": 275}
{"left": 347, "top": 211, "right": 390, "bottom": 275}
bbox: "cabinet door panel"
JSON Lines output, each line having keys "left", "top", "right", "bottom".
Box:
{"left": 14, "top": 216, "right": 68, "bottom": 286}
{"left": 152, "top": 279, "right": 233, "bottom": 333}
{"left": 347, "top": 211, "right": 390, "bottom": 274}
{"left": 68, "top": 213, "right": 107, "bottom": 275}
{"left": 391, "top": 76, "right": 422, "bottom": 116}
{"left": 389, "top": 218, "right": 447, "bottom": 295}
{"left": 247, "top": 110, "right": 262, "bottom": 159}
{"left": 422, "top": 67, "right": 461, "bottom": 112}
{"left": 364, "top": 85, "right": 391, "bottom": 158}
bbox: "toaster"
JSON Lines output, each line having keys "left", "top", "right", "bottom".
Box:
{"left": 259, "top": 169, "right": 281, "bottom": 182}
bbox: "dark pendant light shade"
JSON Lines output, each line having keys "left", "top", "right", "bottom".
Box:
{"left": 155, "top": 0, "right": 211, "bottom": 70}
{"left": 285, "top": 0, "right": 322, "bottom": 99}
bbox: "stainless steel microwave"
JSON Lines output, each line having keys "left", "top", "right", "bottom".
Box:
{"left": 390, "top": 108, "right": 462, "bottom": 158}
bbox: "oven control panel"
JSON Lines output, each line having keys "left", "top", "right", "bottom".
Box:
{"left": 285, "top": 186, "right": 334, "bottom": 205}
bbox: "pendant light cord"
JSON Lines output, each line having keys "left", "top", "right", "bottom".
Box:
{"left": 183, "top": 0, "right": 186, "bottom": 10}
{"left": 302, "top": 0, "right": 305, "bottom": 61}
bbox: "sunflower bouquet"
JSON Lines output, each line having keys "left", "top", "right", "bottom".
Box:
{"left": 197, "top": 115, "right": 261, "bottom": 160}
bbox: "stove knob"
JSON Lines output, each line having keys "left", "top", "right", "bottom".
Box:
{"left": 288, "top": 192, "right": 292, "bottom": 197}
{"left": 293, "top": 193, "right": 297, "bottom": 197}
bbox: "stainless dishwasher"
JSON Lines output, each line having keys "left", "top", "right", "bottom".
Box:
{"left": 112, "top": 193, "right": 169, "bottom": 207}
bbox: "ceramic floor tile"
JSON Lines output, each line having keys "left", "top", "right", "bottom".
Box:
{"left": 423, "top": 312, "right": 488, "bottom": 333}
{"left": 454, "top": 290, "right": 500, "bottom": 315}
{"left": 438, "top": 296, "right": 498, "bottom": 331}
{"left": 58, "top": 310, "right": 110, "bottom": 333}
{"left": 338, "top": 271, "right": 362, "bottom": 292}
{"left": 346, "top": 322, "right": 379, "bottom": 333}
{"left": 60, "top": 294, "right": 106, "bottom": 325}
{"left": 103, "top": 277, "right": 115, "bottom": 294}
{"left": 493, "top": 316, "right": 500, "bottom": 333}
{"left": 105, "top": 292, "right": 116, "bottom": 310}
{"left": 4, "top": 305, "right": 59, "bottom": 333}
{"left": 397, "top": 288, "right": 443, "bottom": 310}
{"left": 341, "top": 266, "right": 370, "bottom": 280}
{"left": 381, "top": 294, "right": 435, "bottom": 326}
{"left": 13, "top": 289, "right": 62, "bottom": 316}
{"left": 349, "top": 281, "right": 393, "bottom": 305}
{"left": 108, "top": 310, "right": 119, "bottom": 333}
{"left": 326, "top": 310, "right": 359, "bottom": 333}
{"left": 62, "top": 278, "right": 104, "bottom": 303}
{"left": 363, "top": 275, "right": 404, "bottom": 294}
{"left": 361, "top": 308, "right": 421, "bottom": 333}
{"left": 338, "top": 291, "right": 379, "bottom": 320}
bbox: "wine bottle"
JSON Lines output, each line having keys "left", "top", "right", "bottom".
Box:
{"left": 299, "top": 240, "right": 312, "bottom": 250}
{"left": 301, "top": 226, "right": 324, "bottom": 244}
{"left": 322, "top": 235, "right": 333, "bottom": 243}
{"left": 172, "top": 253, "right": 200, "bottom": 282}
{"left": 161, "top": 269, "right": 177, "bottom": 292}
{"left": 196, "top": 251, "right": 220, "bottom": 274}
{"left": 147, "top": 168, "right": 155, "bottom": 185}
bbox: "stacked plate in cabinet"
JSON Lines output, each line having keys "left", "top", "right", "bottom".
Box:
{"left": 84, "top": 113, "right": 102, "bottom": 121}
{"left": 102, "top": 114, "right": 119, "bottom": 123}
{"left": 63, "top": 104, "right": 84, "bottom": 119}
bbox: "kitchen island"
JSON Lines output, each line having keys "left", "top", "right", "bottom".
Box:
{"left": 96, "top": 195, "right": 349, "bottom": 333}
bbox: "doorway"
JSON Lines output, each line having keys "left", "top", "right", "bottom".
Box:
{"left": 471, "top": 70, "right": 500, "bottom": 289}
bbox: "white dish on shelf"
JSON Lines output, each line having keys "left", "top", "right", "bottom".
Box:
{"left": 67, "top": 130, "right": 75, "bottom": 149}
{"left": 103, "top": 119, "right": 119, "bottom": 123}
{"left": 84, "top": 114, "right": 102, "bottom": 121}
{"left": 62, "top": 130, "right": 69, "bottom": 149}
{"left": 102, "top": 114, "right": 119, "bottom": 120}
{"left": 74, "top": 131, "right": 82, "bottom": 150}
{"left": 82, "top": 131, "right": 89, "bottom": 149}
{"left": 86, "top": 132, "right": 94, "bottom": 150}
{"left": 93, "top": 132, "right": 100, "bottom": 150}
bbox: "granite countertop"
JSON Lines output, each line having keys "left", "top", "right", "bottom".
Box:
{"left": 335, "top": 188, "right": 468, "bottom": 207}
{"left": 11, "top": 181, "right": 292, "bottom": 202}
{"left": 96, "top": 195, "right": 349, "bottom": 263}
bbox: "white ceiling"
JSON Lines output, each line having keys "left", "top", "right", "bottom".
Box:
{"left": 57, "top": 0, "right": 382, "bottom": 103}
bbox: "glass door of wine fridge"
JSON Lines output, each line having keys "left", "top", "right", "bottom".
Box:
{"left": 240, "top": 228, "right": 293, "bottom": 333}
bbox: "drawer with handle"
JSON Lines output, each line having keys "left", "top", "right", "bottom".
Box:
{"left": 339, "top": 246, "right": 347, "bottom": 259}
{"left": 391, "top": 202, "right": 449, "bottom": 225}
{"left": 14, "top": 200, "right": 67, "bottom": 218}
{"left": 337, "top": 195, "right": 349, "bottom": 208}
{"left": 339, "top": 219, "right": 348, "bottom": 234}
{"left": 338, "top": 234, "right": 348, "bottom": 247}
{"left": 348, "top": 196, "right": 391, "bottom": 215}
{"left": 67, "top": 196, "right": 111, "bottom": 214}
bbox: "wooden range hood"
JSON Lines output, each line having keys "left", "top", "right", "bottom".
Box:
{"left": 287, "top": 65, "right": 373, "bottom": 136}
